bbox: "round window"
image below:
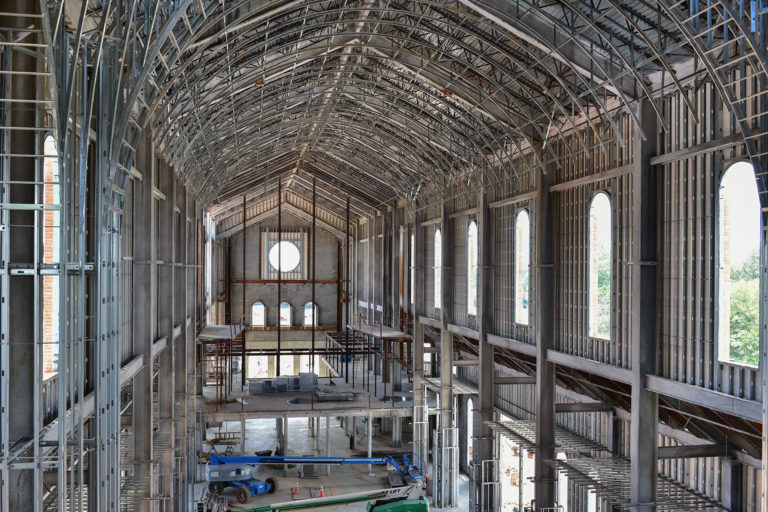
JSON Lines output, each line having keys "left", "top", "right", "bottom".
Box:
{"left": 268, "top": 241, "right": 301, "bottom": 272}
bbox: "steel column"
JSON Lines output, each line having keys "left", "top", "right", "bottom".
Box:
{"left": 629, "top": 99, "right": 659, "bottom": 512}
{"left": 534, "top": 161, "right": 557, "bottom": 510}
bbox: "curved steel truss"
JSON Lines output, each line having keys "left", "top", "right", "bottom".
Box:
{"left": 42, "top": 0, "right": 768, "bottom": 221}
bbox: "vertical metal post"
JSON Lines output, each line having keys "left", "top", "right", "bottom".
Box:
{"left": 242, "top": 194, "right": 247, "bottom": 390}
{"left": 325, "top": 415, "right": 331, "bottom": 476}
{"left": 312, "top": 178, "right": 316, "bottom": 371}
{"left": 475, "top": 190, "right": 494, "bottom": 512}
{"left": 534, "top": 160, "right": 557, "bottom": 509}
{"left": 345, "top": 196, "right": 350, "bottom": 382}
{"left": 630, "top": 99, "right": 659, "bottom": 512}
{"left": 277, "top": 177, "right": 282, "bottom": 375}
{"left": 439, "top": 199, "right": 456, "bottom": 507}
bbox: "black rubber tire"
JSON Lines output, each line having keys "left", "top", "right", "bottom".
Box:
{"left": 208, "top": 481, "right": 224, "bottom": 494}
{"left": 266, "top": 477, "right": 278, "bottom": 493}
{"left": 237, "top": 487, "right": 249, "bottom": 503}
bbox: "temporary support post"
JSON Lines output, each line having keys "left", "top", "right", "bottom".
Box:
{"left": 534, "top": 160, "right": 557, "bottom": 508}
{"left": 629, "top": 99, "right": 659, "bottom": 512}
{"left": 475, "top": 190, "right": 495, "bottom": 512}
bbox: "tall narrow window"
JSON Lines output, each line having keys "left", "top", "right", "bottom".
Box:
{"left": 279, "top": 302, "right": 292, "bottom": 326}
{"left": 514, "top": 211, "right": 530, "bottom": 325}
{"left": 410, "top": 233, "right": 415, "bottom": 305}
{"left": 434, "top": 228, "right": 442, "bottom": 309}
{"left": 588, "top": 193, "right": 612, "bottom": 340}
{"left": 304, "top": 302, "right": 317, "bottom": 327}
{"left": 466, "top": 397, "right": 474, "bottom": 466}
{"left": 718, "top": 161, "right": 760, "bottom": 366}
{"left": 42, "top": 135, "right": 60, "bottom": 379}
{"left": 467, "top": 221, "right": 478, "bottom": 316}
{"left": 252, "top": 302, "right": 266, "bottom": 326}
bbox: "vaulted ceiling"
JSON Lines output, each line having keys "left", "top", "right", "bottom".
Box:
{"left": 138, "top": 0, "right": 699, "bottom": 224}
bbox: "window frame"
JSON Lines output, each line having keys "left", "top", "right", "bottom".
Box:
{"left": 715, "top": 159, "right": 762, "bottom": 368}
{"left": 514, "top": 209, "right": 531, "bottom": 326}
{"left": 303, "top": 302, "right": 317, "bottom": 327}
{"left": 251, "top": 301, "right": 266, "bottom": 327}
{"left": 279, "top": 301, "right": 292, "bottom": 327}
{"left": 587, "top": 191, "right": 613, "bottom": 341}
{"left": 467, "top": 219, "right": 479, "bottom": 317}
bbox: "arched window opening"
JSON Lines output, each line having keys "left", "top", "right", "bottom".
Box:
{"left": 42, "top": 135, "right": 60, "bottom": 379}
{"left": 466, "top": 397, "right": 474, "bottom": 466}
{"left": 467, "top": 221, "right": 478, "bottom": 316}
{"left": 588, "top": 193, "right": 612, "bottom": 340}
{"left": 279, "top": 302, "right": 292, "bottom": 327}
{"left": 434, "top": 228, "right": 442, "bottom": 309}
{"left": 304, "top": 302, "right": 317, "bottom": 327}
{"left": 251, "top": 302, "right": 266, "bottom": 326}
{"left": 718, "top": 161, "right": 761, "bottom": 366}
{"left": 515, "top": 210, "right": 530, "bottom": 325}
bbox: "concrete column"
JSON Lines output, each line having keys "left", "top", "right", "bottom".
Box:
{"left": 629, "top": 99, "right": 659, "bottom": 512}
{"left": 392, "top": 417, "right": 402, "bottom": 447}
{"left": 276, "top": 418, "right": 283, "bottom": 453}
{"left": 475, "top": 190, "right": 494, "bottom": 501}
{"left": 534, "top": 162, "right": 557, "bottom": 509}
{"left": 240, "top": 416, "right": 246, "bottom": 455}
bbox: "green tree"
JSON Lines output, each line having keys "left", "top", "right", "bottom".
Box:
{"left": 596, "top": 244, "right": 611, "bottom": 338}
{"left": 728, "top": 279, "right": 759, "bottom": 366}
{"left": 731, "top": 250, "right": 760, "bottom": 282}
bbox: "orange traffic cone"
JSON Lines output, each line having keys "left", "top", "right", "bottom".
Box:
{"left": 319, "top": 486, "right": 325, "bottom": 498}
{"left": 294, "top": 481, "right": 299, "bottom": 495}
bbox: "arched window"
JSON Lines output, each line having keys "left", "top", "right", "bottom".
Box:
{"left": 304, "top": 302, "right": 317, "bottom": 327}
{"left": 515, "top": 210, "right": 530, "bottom": 325}
{"left": 279, "top": 302, "right": 292, "bottom": 326}
{"left": 467, "top": 220, "right": 478, "bottom": 316}
{"left": 718, "top": 161, "right": 761, "bottom": 366}
{"left": 42, "top": 135, "right": 60, "bottom": 379}
{"left": 434, "top": 228, "right": 442, "bottom": 309}
{"left": 251, "top": 302, "right": 266, "bottom": 326}
{"left": 588, "top": 193, "right": 612, "bottom": 340}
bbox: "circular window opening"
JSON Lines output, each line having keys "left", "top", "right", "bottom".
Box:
{"left": 268, "top": 241, "right": 301, "bottom": 272}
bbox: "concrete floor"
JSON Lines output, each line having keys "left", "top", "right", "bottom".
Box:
{"left": 196, "top": 416, "right": 470, "bottom": 512}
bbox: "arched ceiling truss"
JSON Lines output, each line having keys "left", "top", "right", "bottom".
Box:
{"left": 47, "top": 0, "right": 768, "bottom": 221}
